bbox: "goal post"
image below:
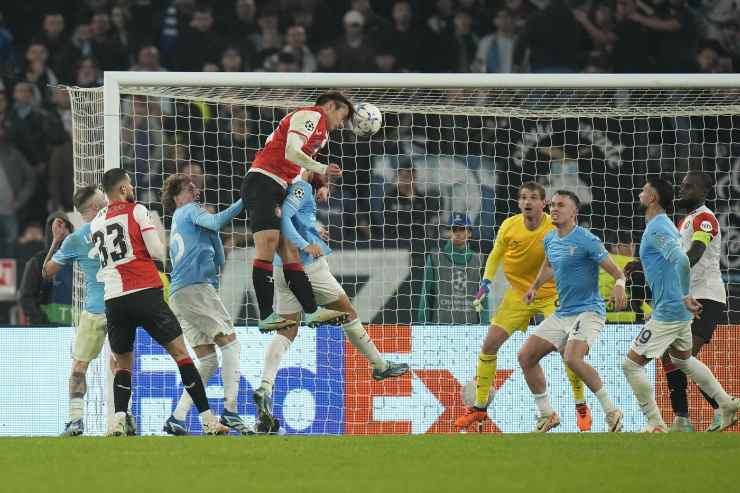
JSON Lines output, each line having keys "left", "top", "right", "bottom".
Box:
{"left": 61, "top": 72, "right": 740, "bottom": 436}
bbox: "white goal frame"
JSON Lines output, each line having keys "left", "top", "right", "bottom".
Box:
{"left": 102, "top": 71, "right": 740, "bottom": 174}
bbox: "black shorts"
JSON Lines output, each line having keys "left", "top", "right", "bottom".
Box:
{"left": 105, "top": 288, "right": 182, "bottom": 354}
{"left": 692, "top": 299, "right": 726, "bottom": 343}
{"left": 241, "top": 171, "right": 287, "bottom": 233}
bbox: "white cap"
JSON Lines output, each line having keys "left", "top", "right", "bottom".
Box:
{"left": 343, "top": 10, "right": 365, "bottom": 26}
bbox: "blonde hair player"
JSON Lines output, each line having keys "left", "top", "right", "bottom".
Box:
{"left": 455, "top": 182, "right": 592, "bottom": 432}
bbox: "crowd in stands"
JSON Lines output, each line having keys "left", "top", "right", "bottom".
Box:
{"left": 0, "top": 0, "right": 738, "bottom": 324}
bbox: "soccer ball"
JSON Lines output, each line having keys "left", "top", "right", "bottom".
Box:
{"left": 460, "top": 378, "right": 495, "bottom": 408}
{"left": 352, "top": 102, "right": 382, "bottom": 137}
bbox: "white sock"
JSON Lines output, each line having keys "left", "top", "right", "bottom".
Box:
{"left": 594, "top": 387, "right": 618, "bottom": 414}
{"left": 173, "top": 351, "right": 218, "bottom": 421}
{"left": 533, "top": 391, "right": 554, "bottom": 416}
{"left": 261, "top": 334, "right": 292, "bottom": 393}
{"left": 220, "top": 339, "right": 241, "bottom": 414}
{"left": 69, "top": 397, "right": 84, "bottom": 421}
{"left": 342, "top": 318, "right": 387, "bottom": 371}
{"left": 199, "top": 409, "right": 214, "bottom": 423}
{"left": 622, "top": 358, "right": 666, "bottom": 427}
{"left": 669, "top": 355, "right": 731, "bottom": 406}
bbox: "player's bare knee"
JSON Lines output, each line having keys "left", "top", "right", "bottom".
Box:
{"left": 214, "top": 332, "right": 237, "bottom": 347}
{"left": 165, "top": 337, "right": 190, "bottom": 361}
{"left": 517, "top": 348, "right": 535, "bottom": 369}
{"left": 193, "top": 344, "right": 217, "bottom": 359}
{"left": 254, "top": 230, "right": 280, "bottom": 258}
{"left": 482, "top": 326, "right": 508, "bottom": 354}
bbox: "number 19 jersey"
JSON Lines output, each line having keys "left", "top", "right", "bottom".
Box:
{"left": 90, "top": 201, "right": 162, "bottom": 300}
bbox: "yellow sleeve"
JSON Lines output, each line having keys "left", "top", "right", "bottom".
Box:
{"left": 483, "top": 223, "right": 507, "bottom": 281}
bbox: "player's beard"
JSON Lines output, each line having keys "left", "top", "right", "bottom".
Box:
{"left": 675, "top": 196, "right": 701, "bottom": 211}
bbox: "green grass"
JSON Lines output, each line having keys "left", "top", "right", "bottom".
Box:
{"left": 5, "top": 434, "right": 740, "bottom": 493}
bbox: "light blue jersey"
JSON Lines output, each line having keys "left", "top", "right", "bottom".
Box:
{"left": 639, "top": 213, "right": 692, "bottom": 322}
{"left": 170, "top": 200, "right": 243, "bottom": 294}
{"left": 52, "top": 222, "right": 105, "bottom": 314}
{"left": 276, "top": 179, "right": 331, "bottom": 267}
{"left": 544, "top": 225, "right": 609, "bottom": 317}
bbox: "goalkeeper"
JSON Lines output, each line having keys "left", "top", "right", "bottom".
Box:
{"left": 455, "top": 182, "right": 592, "bottom": 432}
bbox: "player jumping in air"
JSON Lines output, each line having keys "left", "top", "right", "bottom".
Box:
{"left": 455, "top": 182, "right": 593, "bottom": 432}
{"left": 159, "top": 174, "right": 251, "bottom": 435}
{"left": 91, "top": 169, "right": 228, "bottom": 436}
{"left": 518, "top": 191, "right": 626, "bottom": 432}
{"left": 44, "top": 185, "right": 134, "bottom": 436}
{"left": 241, "top": 91, "right": 352, "bottom": 331}
{"left": 253, "top": 169, "right": 409, "bottom": 433}
{"left": 622, "top": 177, "right": 739, "bottom": 432}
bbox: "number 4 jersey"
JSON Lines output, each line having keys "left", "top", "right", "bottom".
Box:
{"left": 90, "top": 201, "right": 162, "bottom": 300}
{"left": 677, "top": 205, "right": 726, "bottom": 304}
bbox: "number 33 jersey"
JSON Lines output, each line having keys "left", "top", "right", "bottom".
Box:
{"left": 90, "top": 201, "right": 162, "bottom": 300}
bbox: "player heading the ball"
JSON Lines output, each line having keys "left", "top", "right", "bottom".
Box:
{"left": 241, "top": 91, "right": 351, "bottom": 331}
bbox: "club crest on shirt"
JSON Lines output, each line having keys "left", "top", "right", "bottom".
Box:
{"left": 568, "top": 245, "right": 577, "bottom": 255}
{"left": 700, "top": 220, "right": 713, "bottom": 233}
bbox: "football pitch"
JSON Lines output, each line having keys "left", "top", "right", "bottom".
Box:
{"left": 7, "top": 434, "right": 740, "bottom": 493}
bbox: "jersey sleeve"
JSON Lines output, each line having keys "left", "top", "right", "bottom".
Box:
{"left": 648, "top": 229, "right": 691, "bottom": 296}
{"left": 133, "top": 203, "right": 156, "bottom": 232}
{"left": 691, "top": 211, "right": 719, "bottom": 247}
{"left": 483, "top": 220, "right": 509, "bottom": 281}
{"left": 585, "top": 234, "right": 609, "bottom": 263}
{"left": 51, "top": 234, "right": 79, "bottom": 265}
{"left": 288, "top": 110, "right": 322, "bottom": 141}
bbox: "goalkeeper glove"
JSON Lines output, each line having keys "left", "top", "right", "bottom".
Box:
{"left": 472, "top": 279, "right": 491, "bottom": 313}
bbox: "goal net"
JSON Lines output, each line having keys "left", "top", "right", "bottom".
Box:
{"left": 65, "top": 73, "right": 739, "bottom": 436}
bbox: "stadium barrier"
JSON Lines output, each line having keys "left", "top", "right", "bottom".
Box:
{"left": 1, "top": 325, "right": 737, "bottom": 435}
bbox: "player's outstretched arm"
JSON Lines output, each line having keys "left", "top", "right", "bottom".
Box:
{"left": 600, "top": 256, "right": 627, "bottom": 311}
{"left": 524, "top": 258, "right": 553, "bottom": 304}
{"left": 193, "top": 199, "right": 243, "bottom": 232}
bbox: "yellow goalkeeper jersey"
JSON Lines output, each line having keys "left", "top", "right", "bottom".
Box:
{"left": 483, "top": 213, "right": 557, "bottom": 299}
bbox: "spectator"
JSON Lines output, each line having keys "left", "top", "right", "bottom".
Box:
{"left": 382, "top": 165, "right": 442, "bottom": 248}
{"left": 374, "top": 47, "right": 398, "bottom": 72}
{"left": 226, "top": 0, "right": 259, "bottom": 61}
{"left": 291, "top": 8, "right": 322, "bottom": 50}
{"left": 48, "top": 89, "right": 74, "bottom": 212}
{"left": 70, "top": 23, "right": 94, "bottom": 61}
{"left": 474, "top": 8, "right": 518, "bottom": 73}
{"left": 0, "top": 83, "right": 8, "bottom": 127}
{"left": 22, "top": 42, "right": 59, "bottom": 107}
{"left": 350, "top": 0, "right": 392, "bottom": 41}
{"left": 0, "top": 11, "right": 17, "bottom": 75}
{"left": 426, "top": 0, "right": 456, "bottom": 37}
{"left": 335, "top": 10, "right": 376, "bottom": 72}
{"left": 18, "top": 212, "right": 74, "bottom": 325}
{"left": 0, "top": 124, "right": 35, "bottom": 257}
{"left": 274, "top": 51, "right": 300, "bottom": 72}
{"left": 503, "top": 0, "right": 533, "bottom": 34}
{"left": 448, "top": 11, "right": 479, "bottom": 72}
{"left": 252, "top": 8, "right": 283, "bottom": 66}
{"left": 284, "top": 24, "right": 317, "bottom": 72}
{"left": 90, "top": 11, "right": 128, "bottom": 70}
{"left": 173, "top": 4, "right": 224, "bottom": 71}
{"left": 37, "top": 12, "right": 76, "bottom": 81}
{"left": 159, "top": 0, "right": 196, "bottom": 61}
{"left": 418, "top": 213, "right": 488, "bottom": 324}
{"left": 203, "top": 61, "right": 220, "bottom": 72}
{"left": 573, "top": 3, "right": 617, "bottom": 55}
{"left": 384, "top": 0, "right": 425, "bottom": 72}
{"left": 130, "top": 45, "right": 165, "bottom": 71}
{"left": 612, "top": 0, "right": 653, "bottom": 72}
{"left": 696, "top": 41, "right": 722, "bottom": 73}
{"left": 513, "top": 0, "right": 589, "bottom": 73}
{"left": 222, "top": 46, "right": 248, "bottom": 72}
{"left": 316, "top": 45, "right": 339, "bottom": 72}
{"left": 110, "top": 4, "right": 135, "bottom": 63}
{"left": 626, "top": 0, "right": 698, "bottom": 72}
{"left": 74, "top": 56, "right": 102, "bottom": 87}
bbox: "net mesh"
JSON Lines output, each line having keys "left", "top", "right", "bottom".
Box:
{"left": 64, "top": 81, "right": 739, "bottom": 435}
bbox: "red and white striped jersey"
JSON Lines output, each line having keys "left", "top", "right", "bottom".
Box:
{"left": 677, "top": 205, "right": 726, "bottom": 304}
{"left": 90, "top": 201, "right": 162, "bottom": 300}
{"left": 250, "top": 106, "right": 329, "bottom": 187}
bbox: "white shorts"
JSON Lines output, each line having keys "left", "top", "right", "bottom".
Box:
{"left": 73, "top": 310, "right": 107, "bottom": 362}
{"left": 629, "top": 318, "right": 693, "bottom": 359}
{"left": 170, "top": 283, "right": 234, "bottom": 348}
{"left": 534, "top": 311, "right": 605, "bottom": 352}
{"left": 274, "top": 258, "right": 346, "bottom": 315}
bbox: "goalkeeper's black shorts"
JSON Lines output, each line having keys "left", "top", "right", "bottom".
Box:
{"left": 241, "top": 171, "right": 287, "bottom": 233}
